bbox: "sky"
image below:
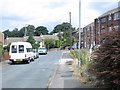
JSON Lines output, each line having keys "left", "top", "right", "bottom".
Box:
{"left": 0, "top": 0, "right": 120, "bottom": 32}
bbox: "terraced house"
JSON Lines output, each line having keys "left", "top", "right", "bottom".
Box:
{"left": 82, "top": 22, "right": 95, "bottom": 49}
{"left": 94, "top": 7, "right": 120, "bottom": 45}
{"left": 72, "top": 7, "right": 120, "bottom": 49}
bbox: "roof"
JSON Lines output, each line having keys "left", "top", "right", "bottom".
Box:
{"left": 40, "top": 35, "right": 59, "bottom": 40}
{"left": 5, "top": 36, "right": 41, "bottom": 45}
{"left": 83, "top": 22, "right": 94, "bottom": 28}
{"left": 5, "top": 37, "right": 23, "bottom": 45}
{"left": 5, "top": 35, "right": 58, "bottom": 45}
{"left": 99, "top": 8, "right": 120, "bottom": 18}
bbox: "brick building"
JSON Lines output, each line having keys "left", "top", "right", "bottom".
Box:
{"left": 71, "top": 28, "right": 83, "bottom": 49}
{"left": 72, "top": 7, "right": 120, "bottom": 49}
{"left": 0, "top": 32, "right": 4, "bottom": 45}
{"left": 94, "top": 8, "right": 120, "bottom": 45}
{"left": 82, "top": 22, "right": 95, "bottom": 49}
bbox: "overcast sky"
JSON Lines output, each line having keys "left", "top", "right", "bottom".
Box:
{"left": 0, "top": 0, "right": 119, "bottom": 32}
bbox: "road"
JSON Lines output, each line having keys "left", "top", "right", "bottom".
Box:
{"left": 1, "top": 50, "right": 63, "bottom": 88}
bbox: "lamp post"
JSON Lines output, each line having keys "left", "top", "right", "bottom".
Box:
{"left": 69, "top": 12, "right": 72, "bottom": 50}
{"left": 78, "top": 0, "right": 81, "bottom": 73}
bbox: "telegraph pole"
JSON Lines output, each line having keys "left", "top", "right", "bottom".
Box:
{"left": 24, "top": 25, "right": 27, "bottom": 37}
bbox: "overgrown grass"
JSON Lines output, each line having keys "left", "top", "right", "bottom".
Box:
{"left": 69, "top": 49, "right": 92, "bottom": 83}
{"left": 69, "top": 49, "right": 90, "bottom": 66}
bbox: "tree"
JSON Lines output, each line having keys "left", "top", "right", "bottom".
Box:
{"left": 26, "top": 25, "right": 35, "bottom": 36}
{"left": 32, "top": 43, "right": 40, "bottom": 49}
{"left": 55, "top": 40, "right": 63, "bottom": 48}
{"left": 35, "top": 26, "right": 49, "bottom": 36}
{"left": 2, "top": 29, "right": 11, "bottom": 39}
{"left": 19, "top": 27, "right": 26, "bottom": 37}
{"left": 52, "top": 22, "right": 75, "bottom": 34}
{"left": 26, "top": 33, "right": 35, "bottom": 45}
{"left": 43, "top": 38, "right": 55, "bottom": 50}
{"left": 11, "top": 28, "right": 19, "bottom": 37}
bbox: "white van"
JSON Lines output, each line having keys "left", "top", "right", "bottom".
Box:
{"left": 9, "top": 42, "right": 34, "bottom": 63}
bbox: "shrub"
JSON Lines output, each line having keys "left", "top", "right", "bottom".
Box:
{"left": 3, "top": 43, "right": 11, "bottom": 52}
{"left": 90, "top": 30, "right": 120, "bottom": 88}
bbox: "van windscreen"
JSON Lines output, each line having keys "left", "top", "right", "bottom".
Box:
{"left": 19, "top": 45, "right": 24, "bottom": 53}
{"left": 11, "top": 45, "right": 17, "bottom": 53}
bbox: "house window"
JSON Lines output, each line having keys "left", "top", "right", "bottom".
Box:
{"left": 108, "top": 14, "right": 112, "bottom": 20}
{"left": 87, "top": 26, "right": 90, "bottom": 31}
{"left": 114, "top": 12, "right": 120, "bottom": 20}
{"left": 87, "top": 34, "right": 90, "bottom": 38}
{"left": 113, "top": 25, "right": 119, "bottom": 31}
{"left": 101, "top": 17, "right": 106, "bottom": 23}
{"left": 109, "top": 27, "right": 112, "bottom": 31}
{"left": 101, "top": 28, "right": 105, "bottom": 33}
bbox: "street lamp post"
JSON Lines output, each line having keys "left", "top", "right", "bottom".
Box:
{"left": 78, "top": 0, "right": 81, "bottom": 73}
{"left": 69, "top": 12, "right": 72, "bottom": 50}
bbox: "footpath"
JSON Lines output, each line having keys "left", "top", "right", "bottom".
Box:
{"left": 48, "top": 50, "right": 89, "bottom": 88}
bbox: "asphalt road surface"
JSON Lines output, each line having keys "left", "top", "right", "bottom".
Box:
{"left": 1, "top": 50, "right": 63, "bottom": 88}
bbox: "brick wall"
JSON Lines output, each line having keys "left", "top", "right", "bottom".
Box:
{"left": 0, "top": 32, "right": 4, "bottom": 45}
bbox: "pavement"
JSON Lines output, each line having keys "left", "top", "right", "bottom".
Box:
{"left": 48, "top": 50, "right": 88, "bottom": 88}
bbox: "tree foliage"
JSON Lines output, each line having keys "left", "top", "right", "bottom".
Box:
{"left": 32, "top": 43, "right": 40, "bottom": 49}
{"left": 2, "top": 29, "right": 11, "bottom": 39}
{"left": 26, "top": 25, "right": 35, "bottom": 35}
{"left": 52, "top": 22, "right": 75, "bottom": 34}
{"left": 90, "top": 30, "right": 120, "bottom": 88}
{"left": 26, "top": 33, "right": 35, "bottom": 45}
{"left": 55, "top": 40, "right": 63, "bottom": 48}
{"left": 43, "top": 38, "right": 55, "bottom": 49}
{"left": 35, "top": 26, "right": 49, "bottom": 36}
{"left": 2, "top": 25, "right": 49, "bottom": 38}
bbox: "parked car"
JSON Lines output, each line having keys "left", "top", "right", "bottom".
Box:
{"left": 38, "top": 47, "right": 47, "bottom": 54}
{"left": 33, "top": 49, "right": 39, "bottom": 59}
{"left": 9, "top": 42, "right": 34, "bottom": 64}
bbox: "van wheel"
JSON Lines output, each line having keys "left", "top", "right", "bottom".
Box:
{"left": 12, "top": 61, "right": 15, "bottom": 64}
{"left": 25, "top": 60, "right": 30, "bottom": 64}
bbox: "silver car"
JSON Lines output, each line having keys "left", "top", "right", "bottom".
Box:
{"left": 33, "top": 49, "right": 39, "bottom": 59}
{"left": 38, "top": 47, "right": 47, "bottom": 55}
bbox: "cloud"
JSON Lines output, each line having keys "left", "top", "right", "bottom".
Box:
{"left": 0, "top": 0, "right": 119, "bottom": 32}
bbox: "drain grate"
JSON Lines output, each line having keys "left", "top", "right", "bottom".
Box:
{"left": 61, "top": 74, "right": 72, "bottom": 77}
{"left": 61, "top": 70, "right": 73, "bottom": 77}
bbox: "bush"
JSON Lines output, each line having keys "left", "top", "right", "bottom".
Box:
{"left": 3, "top": 43, "right": 11, "bottom": 52}
{"left": 89, "top": 30, "right": 120, "bottom": 88}
{"left": 55, "top": 40, "right": 63, "bottom": 48}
